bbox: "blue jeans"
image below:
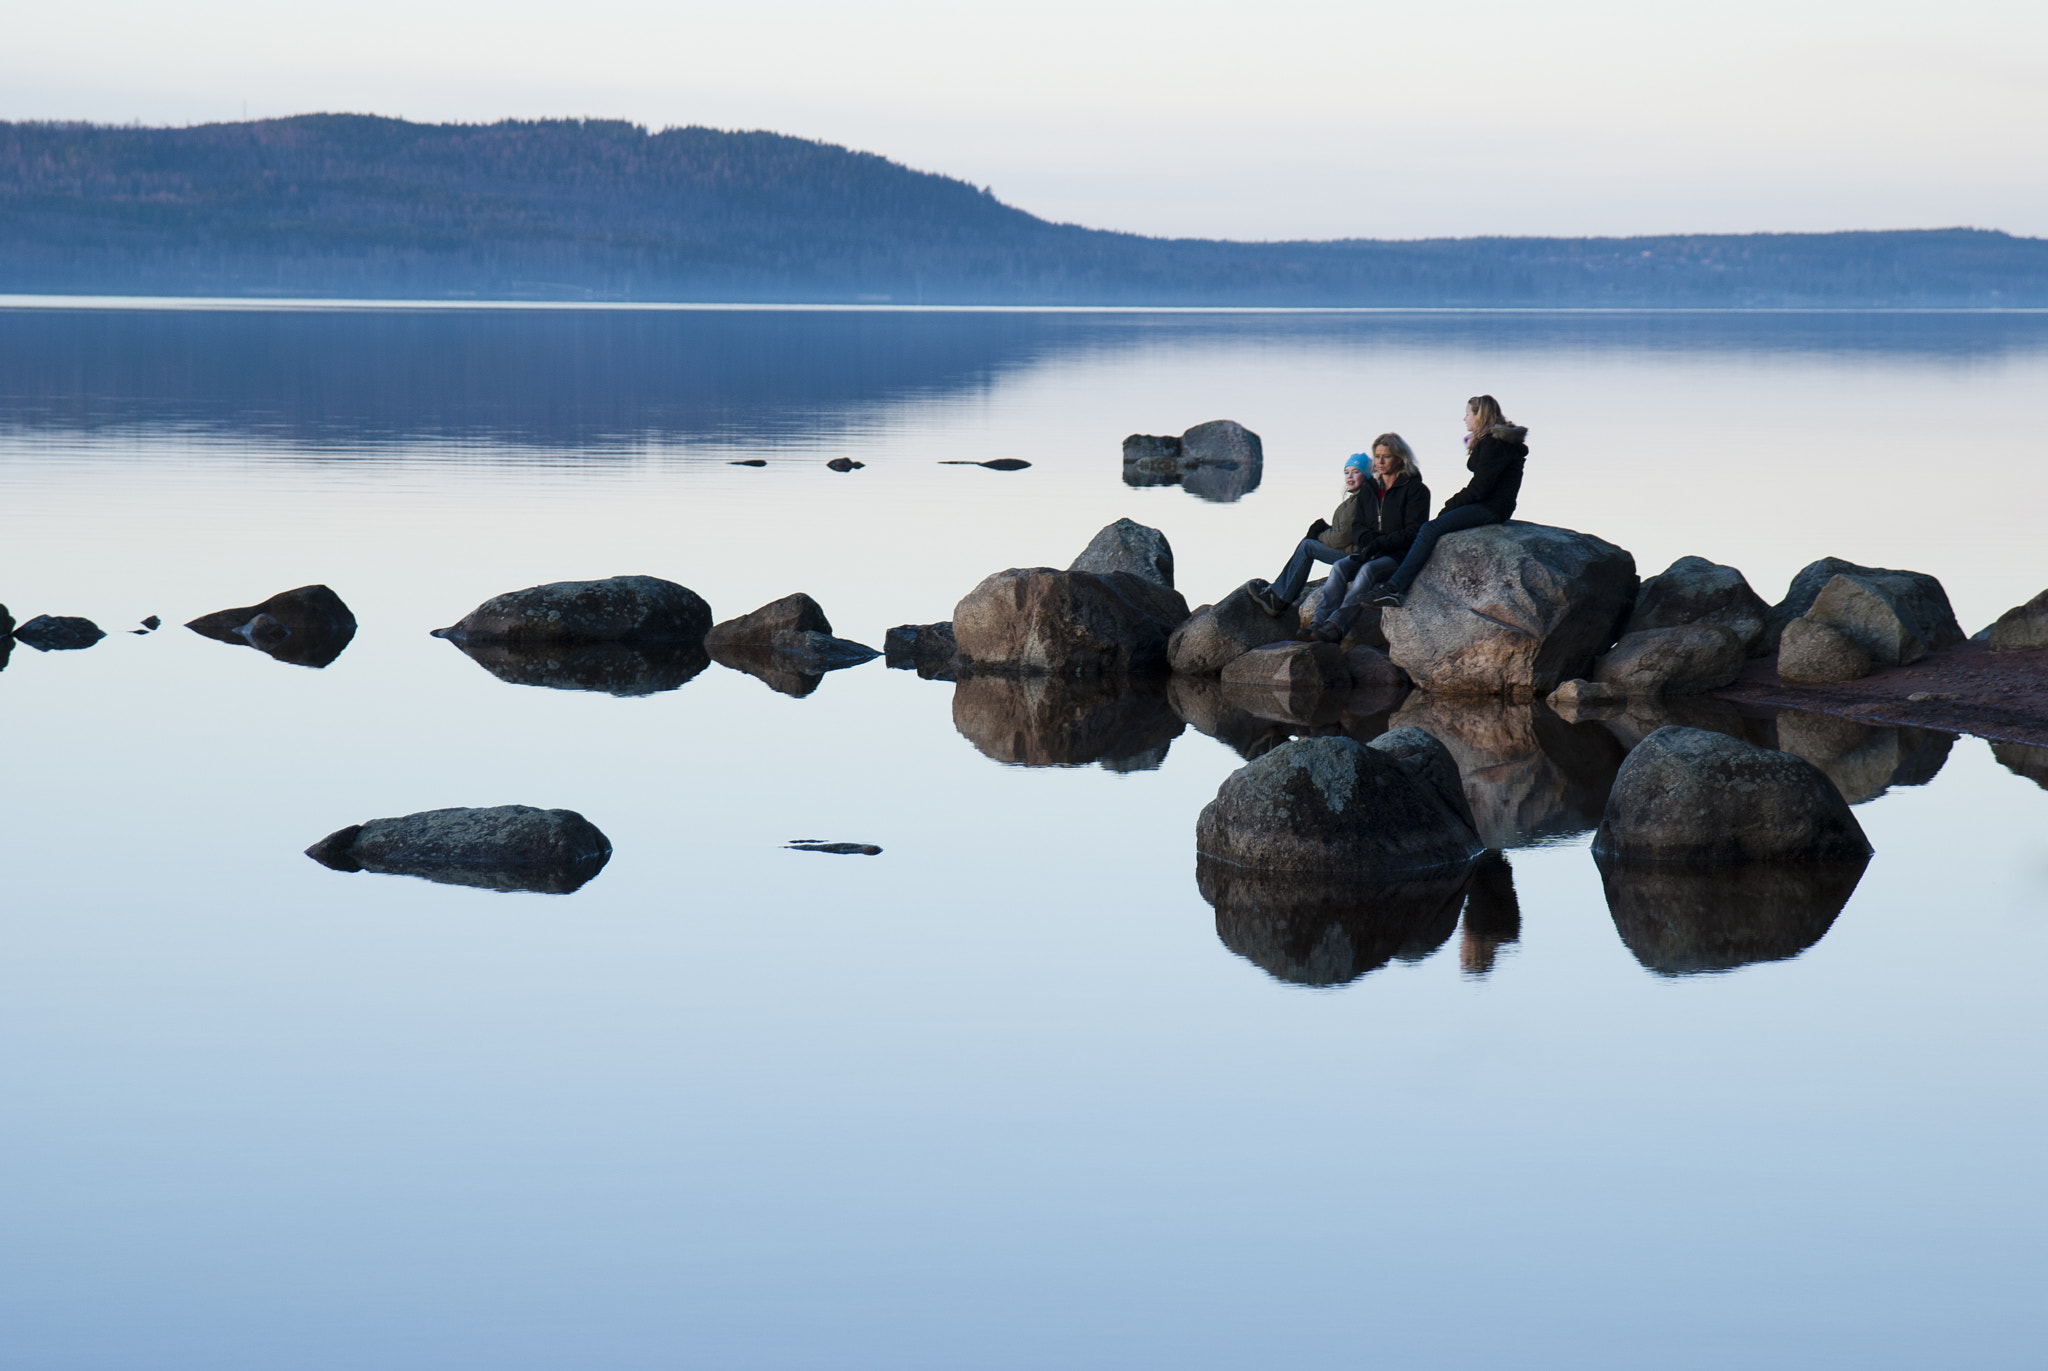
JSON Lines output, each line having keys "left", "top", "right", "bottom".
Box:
{"left": 1270, "top": 538, "right": 1345, "bottom": 605}
{"left": 1384, "top": 506, "right": 1502, "bottom": 595}
{"left": 1312, "top": 554, "right": 1397, "bottom": 626}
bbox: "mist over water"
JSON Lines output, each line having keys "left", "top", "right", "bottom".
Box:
{"left": 2, "top": 304, "right": 2044, "bottom": 1370}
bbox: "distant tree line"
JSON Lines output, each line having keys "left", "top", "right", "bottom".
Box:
{"left": 2, "top": 115, "right": 2044, "bottom": 306}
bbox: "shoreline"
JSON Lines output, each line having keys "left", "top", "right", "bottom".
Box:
{"left": 1712, "top": 640, "right": 2048, "bottom": 747}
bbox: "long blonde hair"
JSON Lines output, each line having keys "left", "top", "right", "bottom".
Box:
{"left": 1371, "top": 432, "right": 1420, "bottom": 481}
{"left": 1466, "top": 394, "right": 1509, "bottom": 436}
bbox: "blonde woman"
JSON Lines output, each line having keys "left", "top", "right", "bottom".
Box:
{"left": 1371, "top": 396, "right": 1527, "bottom": 608}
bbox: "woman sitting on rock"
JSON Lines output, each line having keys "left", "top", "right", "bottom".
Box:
{"left": 1245, "top": 451, "right": 1374, "bottom": 618}
{"left": 1371, "top": 395, "right": 1527, "bottom": 608}
{"left": 1300, "top": 434, "right": 1429, "bottom": 642}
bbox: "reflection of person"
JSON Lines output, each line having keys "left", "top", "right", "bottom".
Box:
{"left": 1459, "top": 849, "right": 1522, "bottom": 976}
{"left": 1301, "top": 434, "right": 1428, "bottom": 642}
{"left": 1245, "top": 453, "right": 1373, "bottom": 617}
{"left": 1371, "top": 396, "right": 1527, "bottom": 608}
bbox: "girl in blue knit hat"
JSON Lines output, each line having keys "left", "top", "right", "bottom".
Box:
{"left": 1247, "top": 436, "right": 1429, "bottom": 639}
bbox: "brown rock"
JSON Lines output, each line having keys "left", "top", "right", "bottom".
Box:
{"left": 186, "top": 584, "right": 358, "bottom": 668}
{"left": 953, "top": 567, "right": 1190, "bottom": 676}
{"left": 1777, "top": 615, "right": 1874, "bottom": 683}
{"left": 1593, "top": 623, "right": 1746, "bottom": 696}
{"left": 1166, "top": 583, "right": 1301, "bottom": 676}
{"left": 1986, "top": 588, "right": 2048, "bottom": 652}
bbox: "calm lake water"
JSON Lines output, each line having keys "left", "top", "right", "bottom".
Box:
{"left": 2, "top": 304, "right": 2044, "bottom": 1370}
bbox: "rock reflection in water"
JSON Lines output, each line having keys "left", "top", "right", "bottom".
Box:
{"left": 1597, "top": 855, "right": 1869, "bottom": 975}
{"left": 1772, "top": 711, "right": 1955, "bottom": 804}
{"left": 442, "top": 638, "right": 712, "bottom": 696}
{"left": 708, "top": 643, "right": 829, "bottom": 698}
{"left": 1992, "top": 741, "right": 2048, "bottom": 792}
{"left": 1389, "top": 696, "right": 1626, "bottom": 849}
{"left": 952, "top": 674, "right": 1183, "bottom": 769}
{"left": 1166, "top": 675, "right": 1297, "bottom": 760}
{"left": 1595, "top": 695, "right": 1774, "bottom": 752}
{"left": 1459, "top": 850, "right": 1523, "bottom": 975}
{"left": 1199, "top": 856, "right": 1466, "bottom": 987}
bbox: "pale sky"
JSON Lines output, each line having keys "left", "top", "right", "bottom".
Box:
{"left": 8, "top": 0, "right": 2046, "bottom": 241}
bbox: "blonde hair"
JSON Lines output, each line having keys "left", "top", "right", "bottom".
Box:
{"left": 1466, "top": 394, "right": 1509, "bottom": 434}
{"left": 1371, "top": 432, "right": 1420, "bottom": 481}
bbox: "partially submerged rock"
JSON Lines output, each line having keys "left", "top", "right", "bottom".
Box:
{"left": 1776, "top": 616, "right": 1874, "bottom": 684}
{"left": 1166, "top": 583, "right": 1300, "bottom": 676}
{"left": 1591, "top": 726, "right": 1871, "bottom": 865}
{"left": 1195, "top": 730, "right": 1483, "bottom": 876}
{"left": 952, "top": 567, "right": 1189, "bottom": 676}
{"left": 1546, "top": 678, "right": 1620, "bottom": 717}
{"left": 433, "top": 576, "right": 711, "bottom": 646}
{"left": 13, "top": 615, "right": 105, "bottom": 651}
{"left": 1069, "top": 517, "right": 1175, "bottom": 589}
{"left": 1381, "top": 522, "right": 1637, "bottom": 699}
{"left": 1765, "top": 557, "right": 1961, "bottom": 655}
{"left": 1986, "top": 588, "right": 2048, "bottom": 652}
{"left": 1120, "top": 420, "right": 1264, "bottom": 502}
{"left": 1600, "top": 858, "right": 1866, "bottom": 975}
{"left": 1199, "top": 856, "right": 1466, "bottom": 987}
{"left": 1626, "top": 556, "right": 1770, "bottom": 656}
{"left": 705, "top": 593, "right": 879, "bottom": 673}
{"left": 786, "top": 840, "right": 883, "bottom": 855}
{"left": 186, "top": 584, "right": 358, "bottom": 668}
{"left": 1592, "top": 623, "right": 1746, "bottom": 696}
{"left": 952, "top": 673, "right": 1182, "bottom": 770}
{"left": 306, "top": 805, "right": 612, "bottom": 894}
{"left": 441, "top": 639, "right": 711, "bottom": 696}
{"left": 884, "top": 621, "right": 957, "bottom": 679}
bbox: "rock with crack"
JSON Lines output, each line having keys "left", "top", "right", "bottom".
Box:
{"left": 306, "top": 805, "right": 612, "bottom": 894}
{"left": 952, "top": 567, "right": 1189, "bottom": 676}
{"left": 1625, "top": 556, "right": 1770, "bottom": 656}
{"left": 1591, "top": 726, "right": 1871, "bottom": 864}
{"left": 186, "top": 584, "right": 358, "bottom": 668}
{"left": 1593, "top": 623, "right": 1746, "bottom": 696}
{"left": 434, "top": 575, "right": 711, "bottom": 647}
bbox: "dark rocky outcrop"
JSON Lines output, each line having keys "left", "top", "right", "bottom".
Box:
{"left": 1591, "top": 726, "right": 1872, "bottom": 864}
{"left": 1166, "top": 583, "right": 1300, "bottom": 676}
{"left": 1776, "top": 615, "right": 1875, "bottom": 683}
{"left": 1195, "top": 729, "right": 1483, "bottom": 876}
{"left": 952, "top": 567, "right": 1189, "bottom": 676}
{"left": 1626, "top": 556, "right": 1770, "bottom": 655}
{"left": 441, "top": 639, "right": 711, "bottom": 696}
{"left": 1200, "top": 856, "right": 1467, "bottom": 986}
{"left": 1390, "top": 695, "right": 1627, "bottom": 850}
{"left": 1765, "top": 557, "right": 1962, "bottom": 656}
{"left": 825, "top": 457, "right": 865, "bottom": 472}
{"left": 705, "top": 593, "right": 879, "bottom": 674}
{"left": 1120, "top": 420, "right": 1264, "bottom": 502}
{"left": 951, "top": 673, "right": 1183, "bottom": 769}
{"left": 1600, "top": 858, "right": 1866, "bottom": 975}
{"left": 1772, "top": 711, "right": 1954, "bottom": 805}
{"left": 1986, "top": 588, "right": 2048, "bottom": 652}
{"left": 884, "top": 621, "right": 958, "bottom": 679}
{"left": 1069, "top": 517, "right": 1175, "bottom": 589}
{"left": 1381, "top": 522, "right": 1637, "bottom": 699}
{"left": 306, "top": 805, "right": 612, "bottom": 894}
{"left": 186, "top": 584, "right": 358, "bottom": 668}
{"left": 1593, "top": 623, "right": 1746, "bottom": 696}
{"left": 433, "top": 575, "right": 711, "bottom": 646}
{"left": 12, "top": 615, "right": 105, "bottom": 651}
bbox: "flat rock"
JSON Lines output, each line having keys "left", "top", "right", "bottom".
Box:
{"left": 1986, "top": 588, "right": 2048, "bottom": 652}
{"left": 434, "top": 575, "right": 711, "bottom": 646}
{"left": 952, "top": 673, "right": 1182, "bottom": 769}
{"left": 1382, "top": 522, "right": 1638, "bottom": 699}
{"left": 1765, "top": 557, "right": 1961, "bottom": 654}
{"left": 952, "top": 567, "right": 1189, "bottom": 676}
{"left": 1601, "top": 858, "right": 1866, "bottom": 975}
{"left": 1199, "top": 856, "right": 1467, "bottom": 986}
{"left": 1777, "top": 615, "right": 1874, "bottom": 683}
{"left": 186, "top": 584, "right": 358, "bottom": 668}
{"left": 1195, "top": 730, "right": 1484, "bottom": 876}
{"left": 1069, "top": 518, "right": 1175, "bottom": 589}
{"left": 1626, "top": 556, "right": 1770, "bottom": 655}
{"left": 1593, "top": 623, "right": 1746, "bottom": 696}
{"left": 1591, "top": 726, "right": 1872, "bottom": 864}
{"left": 1166, "top": 583, "right": 1301, "bottom": 676}
{"left": 12, "top": 615, "right": 105, "bottom": 651}
{"left": 306, "top": 805, "right": 612, "bottom": 894}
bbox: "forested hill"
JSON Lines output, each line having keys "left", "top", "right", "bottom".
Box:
{"left": 3, "top": 115, "right": 2044, "bottom": 306}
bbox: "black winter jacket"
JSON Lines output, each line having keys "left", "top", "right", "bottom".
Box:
{"left": 1358, "top": 473, "right": 1430, "bottom": 559}
{"left": 1441, "top": 424, "right": 1528, "bottom": 521}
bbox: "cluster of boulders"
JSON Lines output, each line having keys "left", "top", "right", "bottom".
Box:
{"left": 1121, "top": 419, "right": 1264, "bottom": 502}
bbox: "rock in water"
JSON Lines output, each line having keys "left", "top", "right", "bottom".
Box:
{"left": 12, "top": 615, "right": 106, "bottom": 651}
{"left": 433, "top": 576, "right": 711, "bottom": 646}
{"left": 1625, "top": 556, "right": 1770, "bottom": 656}
{"left": 1764, "top": 557, "right": 1962, "bottom": 654}
{"left": 1381, "top": 522, "right": 1638, "bottom": 699}
{"left": 1601, "top": 859, "right": 1866, "bottom": 975}
{"left": 0, "top": 604, "right": 12, "bottom": 640}
{"left": 1195, "top": 730, "right": 1483, "bottom": 876}
{"left": 884, "top": 621, "right": 958, "bottom": 678}
{"left": 1069, "top": 518, "right": 1175, "bottom": 589}
{"left": 1547, "top": 678, "right": 1620, "bottom": 715}
{"left": 1591, "top": 726, "right": 1871, "bottom": 864}
{"left": 1179, "top": 419, "right": 1263, "bottom": 470}
{"left": 1121, "top": 422, "right": 1264, "bottom": 502}
{"left": 951, "top": 674, "right": 1182, "bottom": 769}
{"left": 306, "top": 805, "right": 612, "bottom": 893}
{"left": 1199, "top": 857, "right": 1468, "bottom": 987}
{"left": 705, "top": 593, "right": 879, "bottom": 691}
{"left": 1776, "top": 615, "right": 1875, "bottom": 683}
{"left": 825, "top": 458, "right": 865, "bottom": 472}
{"left": 1592, "top": 623, "right": 1746, "bottom": 696}
{"left": 951, "top": 568, "right": 1189, "bottom": 676}
{"left": 1166, "top": 583, "right": 1301, "bottom": 676}
{"left": 442, "top": 640, "right": 712, "bottom": 696}
{"left": 1985, "top": 588, "right": 2048, "bottom": 652}
{"left": 186, "top": 584, "right": 359, "bottom": 668}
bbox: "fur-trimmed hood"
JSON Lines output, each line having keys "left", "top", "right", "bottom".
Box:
{"left": 1487, "top": 423, "right": 1528, "bottom": 444}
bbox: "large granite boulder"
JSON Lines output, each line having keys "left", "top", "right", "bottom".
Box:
{"left": 1798, "top": 572, "right": 1962, "bottom": 669}
{"left": 306, "top": 805, "right": 612, "bottom": 894}
{"left": 1776, "top": 616, "right": 1874, "bottom": 683}
{"left": 1381, "top": 522, "right": 1638, "bottom": 699}
{"left": 1592, "top": 623, "right": 1746, "bottom": 696}
{"left": 1601, "top": 859, "right": 1866, "bottom": 975}
{"left": 1166, "top": 583, "right": 1300, "bottom": 675}
{"left": 1070, "top": 518, "right": 1174, "bottom": 589}
{"left": 1390, "top": 695, "right": 1626, "bottom": 850}
{"left": 1199, "top": 857, "right": 1467, "bottom": 987}
{"left": 442, "top": 639, "right": 710, "bottom": 696}
{"left": 952, "top": 674, "right": 1182, "bottom": 770}
{"left": 12, "top": 615, "right": 104, "bottom": 651}
{"left": 1765, "top": 557, "right": 1961, "bottom": 655}
{"left": 434, "top": 575, "right": 711, "bottom": 646}
{"left": 1121, "top": 421, "right": 1264, "bottom": 502}
{"left": 1986, "top": 588, "right": 2048, "bottom": 652}
{"left": 953, "top": 567, "right": 1189, "bottom": 676}
{"left": 1591, "top": 726, "right": 1871, "bottom": 864}
{"left": 186, "top": 584, "right": 358, "bottom": 668}
{"left": 1195, "top": 729, "right": 1483, "bottom": 876}
{"left": 1626, "top": 556, "right": 1770, "bottom": 655}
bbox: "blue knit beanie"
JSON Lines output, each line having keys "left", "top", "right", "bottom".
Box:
{"left": 1343, "top": 452, "right": 1371, "bottom": 471}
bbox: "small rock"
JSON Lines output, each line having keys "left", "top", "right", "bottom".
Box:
{"left": 940, "top": 459, "right": 1031, "bottom": 471}
{"left": 306, "top": 805, "right": 612, "bottom": 894}
{"left": 705, "top": 594, "right": 880, "bottom": 687}
{"left": 12, "top": 615, "right": 106, "bottom": 651}
{"left": 1626, "top": 556, "right": 1770, "bottom": 656}
{"left": 1590, "top": 726, "right": 1872, "bottom": 864}
{"left": 730, "top": 459, "right": 767, "bottom": 467}
{"left": 434, "top": 576, "right": 711, "bottom": 646}
{"left": 884, "top": 621, "right": 957, "bottom": 678}
{"left": 952, "top": 567, "right": 1189, "bottom": 676}
{"left": 1343, "top": 644, "right": 1409, "bottom": 692}
{"left": 1166, "top": 584, "right": 1301, "bottom": 676}
{"left": 1593, "top": 623, "right": 1746, "bottom": 696}
{"left": 1122, "top": 434, "right": 1183, "bottom": 466}
{"left": 188, "top": 585, "right": 358, "bottom": 666}
{"left": 1986, "top": 588, "right": 2048, "bottom": 652}
{"left": 1905, "top": 691, "right": 1955, "bottom": 703}
{"left": 786, "top": 841, "right": 883, "bottom": 855}
{"left": 1777, "top": 615, "right": 1875, "bottom": 684}
{"left": 825, "top": 457, "right": 866, "bottom": 472}
{"left": 140, "top": 615, "right": 161, "bottom": 630}
{"left": 1069, "top": 517, "right": 1175, "bottom": 589}
{"left": 1179, "top": 419, "right": 1263, "bottom": 470}
{"left": 1547, "top": 677, "right": 1620, "bottom": 711}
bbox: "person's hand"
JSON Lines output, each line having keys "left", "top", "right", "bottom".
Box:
{"left": 1306, "top": 518, "right": 1331, "bottom": 539}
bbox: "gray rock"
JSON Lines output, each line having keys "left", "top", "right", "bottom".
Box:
{"left": 0, "top": 603, "right": 12, "bottom": 640}
{"left": 1381, "top": 522, "right": 1638, "bottom": 699}
{"left": 1179, "top": 419, "right": 1263, "bottom": 470}
{"left": 1547, "top": 678, "right": 1620, "bottom": 715}
{"left": 1986, "top": 588, "right": 2048, "bottom": 652}
{"left": 1070, "top": 518, "right": 1175, "bottom": 589}
{"left": 186, "top": 584, "right": 358, "bottom": 668}
{"left": 1591, "top": 726, "right": 1871, "bottom": 864}
{"left": 1166, "top": 584, "right": 1301, "bottom": 676}
{"left": 1219, "top": 641, "right": 1352, "bottom": 725}
{"left": 434, "top": 575, "right": 711, "bottom": 646}
{"left": 1121, "top": 423, "right": 1264, "bottom": 502}
{"left": 306, "top": 805, "right": 612, "bottom": 894}
{"left": 951, "top": 673, "right": 1182, "bottom": 769}
{"left": 706, "top": 594, "right": 880, "bottom": 678}
{"left": 1343, "top": 644, "right": 1409, "bottom": 692}
{"left": 884, "top": 621, "right": 957, "bottom": 679}
{"left": 1121, "top": 434, "right": 1182, "bottom": 465}
{"left": 1765, "top": 557, "right": 1962, "bottom": 655}
{"left": 442, "top": 639, "right": 711, "bottom": 696}
{"left": 1626, "top": 556, "right": 1770, "bottom": 655}
{"left": 1390, "top": 695, "right": 1626, "bottom": 850}
{"left": 1804, "top": 573, "right": 1956, "bottom": 668}
{"left": 1600, "top": 858, "right": 1866, "bottom": 975}
{"left": 1777, "top": 615, "right": 1875, "bottom": 683}
{"left": 12, "top": 615, "right": 105, "bottom": 651}
{"left": 1194, "top": 731, "right": 1485, "bottom": 876}
{"left": 1773, "top": 712, "right": 1954, "bottom": 805}
{"left": 1593, "top": 623, "right": 1746, "bottom": 696}
{"left": 1199, "top": 856, "right": 1467, "bottom": 987}
{"left": 953, "top": 567, "right": 1190, "bottom": 676}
